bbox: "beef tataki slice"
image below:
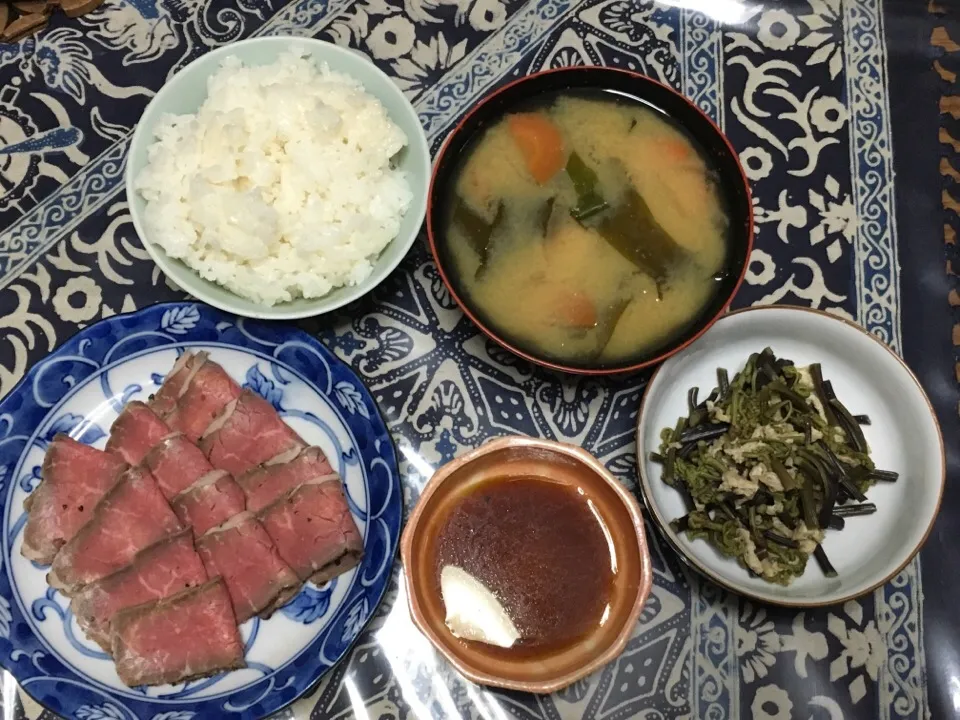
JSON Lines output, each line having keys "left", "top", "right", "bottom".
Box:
{"left": 258, "top": 480, "right": 364, "bottom": 585}
{"left": 165, "top": 360, "right": 243, "bottom": 442}
{"left": 238, "top": 446, "right": 337, "bottom": 513}
{"left": 200, "top": 390, "right": 305, "bottom": 476}
{"left": 71, "top": 529, "right": 207, "bottom": 651}
{"left": 105, "top": 402, "right": 170, "bottom": 466}
{"left": 1, "top": 12, "right": 48, "bottom": 42}
{"left": 112, "top": 577, "right": 245, "bottom": 687}
{"left": 171, "top": 471, "right": 246, "bottom": 536}
{"left": 49, "top": 468, "right": 182, "bottom": 594}
{"left": 22, "top": 435, "right": 128, "bottom": 565}
{"left": 142, "top": 433, "right": 213, "bottom": 500}
{"left": 149, "top": 351, "right": 207, "bottom": 417}
{"left": 196, "top": 513, "right": 300, "bottom": 623}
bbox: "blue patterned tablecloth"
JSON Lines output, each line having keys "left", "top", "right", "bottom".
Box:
{"left": 2, "top": 1, "right": 957, "bottom": 719}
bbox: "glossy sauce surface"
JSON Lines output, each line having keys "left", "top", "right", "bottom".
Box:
{"left": 431, "top": 475, "right": 614, "bottom": 654}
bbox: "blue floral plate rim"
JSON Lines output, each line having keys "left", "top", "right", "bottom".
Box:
{"left": 0, "top": 301, "right": 402, "bottom": 720}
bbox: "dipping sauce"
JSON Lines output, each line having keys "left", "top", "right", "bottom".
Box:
{"left": 431, "top": 475, "right": 615, "bottom": 653}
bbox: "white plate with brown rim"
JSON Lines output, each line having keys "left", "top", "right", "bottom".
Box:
{"left": 635, "top": 305, "right": 945, "bottom": 606}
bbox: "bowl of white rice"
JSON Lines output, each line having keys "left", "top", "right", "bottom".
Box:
{"left": 126, "top": 37, "right": 430, "bottom": 319}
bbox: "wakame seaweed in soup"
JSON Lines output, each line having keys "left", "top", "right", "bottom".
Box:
{"left": 442, "top": 89, "right": 731, "bottom": 368}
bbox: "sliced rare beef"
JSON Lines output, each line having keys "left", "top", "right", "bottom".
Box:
{"left": 71, "top": 529, "right": 207, "bottom": 651}
{"left": 49, "top": 467, "right": 182, "bottom": 594}
{"left": 22, "top": 435, "right": 128, "bottom": 565}
{"left": 112, "top": 577, "right": 245, "bottom": 687}
{"left": 142, "top": 433, "right": 214, "bottom": 500}
{"left": 200, "top": 390, "right": 305, "bottom": 476}
{"left": 237, "top": 446, "right": 337, "bottom": 513}
{"left": 170, "top": 470, "right": 246, "bottom": 536}
{"left": 148, "top": 350, "right": 208, "bottom": 417}
{"left": 104, "top": 401, "right": 170, "bottom": 466}
{"left": 196, "top": 512, "right": 301, "bottom": 623}
{"left": 258, "top": 480, "right": 364, "bottom": 585}
{"left": 164, "top": 359, "right": 243, "bottom": 442}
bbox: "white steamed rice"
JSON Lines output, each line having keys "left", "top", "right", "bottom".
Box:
{"left": 136, "top": 49, "right": 412, "bottom": 306}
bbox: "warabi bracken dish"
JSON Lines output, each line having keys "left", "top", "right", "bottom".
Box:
{"left": 636, "top": 305, "right": 945, "bottom": 606}
{"left": 653, "top": 347, "right": 898, "bottom": 586}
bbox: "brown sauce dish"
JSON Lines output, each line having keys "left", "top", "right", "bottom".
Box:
{"left": 400, "top": 436, "right": 653, "bottom": 693}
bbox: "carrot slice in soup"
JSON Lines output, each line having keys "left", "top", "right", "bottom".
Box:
{"left": 661, "top": 138, "right": 692, "bottom": 163}
{"left": 508, "top": 113, "right": 565, "bottom": 185}
{"left": 555, "top": 291, "right": 598, "bottom": 329}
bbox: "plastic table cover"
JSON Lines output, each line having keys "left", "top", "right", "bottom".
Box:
{"left": 0, "top": 1, "right": 957, "bottom": 718}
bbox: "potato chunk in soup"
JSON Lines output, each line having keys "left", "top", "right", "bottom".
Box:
{"left": 444, "top": 92, "right": 729, "bottom": 367}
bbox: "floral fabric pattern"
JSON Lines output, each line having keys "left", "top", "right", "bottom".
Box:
{"left": 0, "top": 1, "right": 927, "bottom": 719}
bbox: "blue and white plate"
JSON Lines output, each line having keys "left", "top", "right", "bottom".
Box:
{"left": 0, "top": 302, "right": 401, "bottom": 720}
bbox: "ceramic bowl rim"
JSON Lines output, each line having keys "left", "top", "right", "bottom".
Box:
{"left": 634, "top": 304, "right": 947, "bottom": 607}
{"left": 400, "top": 435, "right": 654, "bottom": 693}
{"left": 125, "top": 36, "right": 430, "bottom": 321}
{"left": 426, "top": 65, "right": 754, "bottom": 375}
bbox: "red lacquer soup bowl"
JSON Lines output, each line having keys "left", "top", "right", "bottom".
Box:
{"left": 427, "top": 66, "right": 753, "bottom": 375}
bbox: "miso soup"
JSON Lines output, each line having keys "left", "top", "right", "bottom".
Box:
{"left": 442, "top": 90, "right": 730, "bottom": 367}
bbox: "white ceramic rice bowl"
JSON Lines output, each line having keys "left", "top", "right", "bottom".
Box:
{"left": 125, "top": 37, "right": 430, "bottom": 320}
